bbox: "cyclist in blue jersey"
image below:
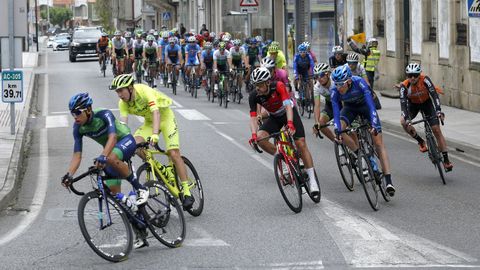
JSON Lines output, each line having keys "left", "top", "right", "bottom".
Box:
{"left": 185, "top": 36, "right": 201, "bottom": 86}
{"left": 61, "top": 93, "right": 149, "bottom": 204}
{"left": 200, "top": 41, "right": 214, "bottom": 87}
{"left": 330, "top": 65, "right": 396, "bottom": 196}
{"left": 158, "top": 31, "right": 170, "bottom": 84}
{"left": 293, "top": 43, "right": 315, "bottom": 101}
{"left": 165, "top": 37, "right": 182, "bottom": 84}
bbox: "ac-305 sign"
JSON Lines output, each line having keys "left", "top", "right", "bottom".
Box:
{"left": 2, "top": 70, "right": 24, "bottom": 103}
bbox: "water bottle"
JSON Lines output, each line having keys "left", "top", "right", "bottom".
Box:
{"left": 362, "top": 158, "right": 369, "bottom": 177}
{"left": 369, "top": 156, "right": 379, "bottom": 172}
{"left": 115, "top": 192, "right": 128, "bottom": 204}
{"left": 165, "top": 165, "right": 176, "bottom": 184}
{"left": 126, "top": 191, "right": 138, "bottom": 212}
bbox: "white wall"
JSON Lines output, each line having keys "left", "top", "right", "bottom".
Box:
{"left": 470, "top": 18, "right": 480, "bottom": 63}
{"left": 364, "top": 0, "right": 373, "bottom": 39}
{"left": 411, "top": 0, "right": 422, "bottom": 55}
{"left": 386, "top": 0, "right": 396, "bottom": 52}
{"left": 346, "top": 0, "right": 354, "bottom": 36}
{"left": 438, "top": 0, "right": 449, "bottom": 59}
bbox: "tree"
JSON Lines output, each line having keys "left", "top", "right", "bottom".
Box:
{"left": 95, "top": 0, "right": 113, "bottom": 33}
{"left": 41, "top": 7, "right": 73, "bottom": 28}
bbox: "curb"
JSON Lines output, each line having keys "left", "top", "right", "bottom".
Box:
{"left": 0, "top": 71, "right": 37, "bottom": 211}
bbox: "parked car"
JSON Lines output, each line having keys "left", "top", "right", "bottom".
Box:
{"left": 47, "top": 36, "right": 55, "bottom": 48}
{"left": 53, "top": 36, "right": 70, "bottom": 51}
{"left": 68, "top": 27, "right": 102, "bottom": 62}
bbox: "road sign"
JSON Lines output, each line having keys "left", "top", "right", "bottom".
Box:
{"left": 2, "top": 70, "right": 23, "bottom": 103}
{"left": 468, "top": 0, "right": 480, "bottom": 17}
{"left": 240, "top": 0, "right": 258, "bottom": 6}
{"left": 240, "top": 6, "right": 258, "bottom": 13}
{"left": 162, "top": 12, "right": 171, "bottom": 21}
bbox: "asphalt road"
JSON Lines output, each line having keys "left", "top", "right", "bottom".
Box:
{"left": 0, "top": 47, "right": 479, "bottom": 270}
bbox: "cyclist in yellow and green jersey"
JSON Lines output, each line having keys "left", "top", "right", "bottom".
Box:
{"left": 267, "top": 42, "right": 287, "bottom": 70}
{"left": 109, "top": 74, "right": 195, "bottom": 209}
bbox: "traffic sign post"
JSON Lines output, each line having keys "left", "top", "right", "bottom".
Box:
{"left": 2, "top": 71, "right": 24, "bottom": 103}
{"left": 240, "top": 0, "right": 259, "bottom": 13}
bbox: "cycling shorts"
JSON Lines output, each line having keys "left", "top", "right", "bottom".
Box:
{"left": 341, "top": 103, "right": 382, "bottom": 133}
{"left": 98, "top": 46, "right": 108, "bottom": 53}
{"left": 408, "top": 98, "right": 439, "bottom": 126}
{"left": 103, "top": 134, "right": 136, "bottom": 185}
{"left": 232, "top": 60, "right": 242, "bottom": 68}
{"left": 168, "top": 56, "right": 180, "bottom": 65}
{"left": 259, "top": 109, "right": 305, "bottom": 140}
{"left": 114, "top": 48, "right": 125, "bottom": 59}
{"left": 248, "top": 58, "right": 259, "bottom": 67}
{"left": 217, "top": 64, "right": 228, "bottom": 72}
{"left": 127, "top": 48, "right": 133, "bottom": 56}
{"left": 320, "top": 100, "right": 336, "bottom": 121}
{"left": 133, "top": 108, "right": 180, "bottom": 151}
{"left": 186, "top": 58, "right": 200, "bottom": 66}
{"left": 204, "top": 62, "right": 214, "bottom": 70}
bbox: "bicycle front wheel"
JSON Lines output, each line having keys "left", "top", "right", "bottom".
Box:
{"left": 426, "top": 135, "right": 446, "bottom": 185}
{"left": 357, "top": 151, "right": 379, "bottom": 211}
{"left": 180, "top": 156, "right": 204, "bottom": 216}
{"left": 141, "top": 181, "right": 186, "bottom": 248}
{"left": 77, "top": 191, "right": 133, "bottom": 262}
{"left": 273, "top": 154, "right": 302, "bottom": 213}
{"left": 334, "top": 142, "right": 354, "bottom": 191}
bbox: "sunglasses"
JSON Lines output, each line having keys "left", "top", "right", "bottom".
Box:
{"left": 407, "top": 73, "right": 419, "bottom": 78}
{"left": 71, "top": 108, "right": 88, "bottom": 117}
{"left": 335, "top": 81, "right": 348, "bottom": 87}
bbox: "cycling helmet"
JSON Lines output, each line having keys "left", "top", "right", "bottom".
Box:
{"left": 255, "top": 36, "right": 263, "bottom": 43}
{"left": 69, "top": 93, "right": 92, "bottom": 111}
{"left": 367, "top": 37, "right": 378, "bottom": 48}
{"left": 187, "top": 36, "right": 196, "bottom": 43}
{"left": 209, "top": 32, "right": 216, "bottom": 38}
{"left": 346, "top": 53, "right": 359, "bottom": 63}
{"left": 232, "top": 39, "right": 241, "bottom": 46}
{"left": 332, "top": 45, "right": 343, "bottom": 54}
{"left": 250, "top": 38, "right": 258, "bottom": 45}
{"left": 298, "top": 44, "right": 307, "bottom": 52}
{"left": 222, "top": 35, "right": 231, "bottom": 42}
{"left": 271, "top": 41, "right": 280, "bottom": 47}
{"left": 331, "top": 65, "right": 352, "bottom": 83}
{"left": 302, "top": 41, "right": 311, "bottom": 49}
{"left": 260, "top": 57, "right": 276, "bottom": 69}
{"left": 268, "top": 44, "right": 279, "bottom": 53}
{"left": 218, "top": 42, "right": 226, "bottom": 49}
{"left": 124, "top": 32, "right": 132, "bottom": 38}
{"left": 114, "top": 30, "right": 122, "bottom": 36}
{"left": 204, "top": 42, "right": 213, "bottom": 49}
{"left": 146, "top": 35, "right": 155, "bottom": 41}
{"left": 405, "top": 62, "right": 422, "bottom": 74}
{"left": 251, "top": 67, "right": 271, "bottom": 84}
{"left": 101, "top": 32, "right": 108, "bottom": 37}
{"left": 153, "top": 31, "right": 159, "bottom": 37}
{"left": 136, "top": 32, "right": 142, "bottom": 38}
{"left": 168, "top": 37, "right": 176, "bottom": 43}
{"left": 110, "top": 74, "right": 134, "bottom": 90}
{"left": 161, "top": 31, "right": 169, "bottom": 38}
{"left": 314, "top": 63, "right": 330, "bottom": 75}
{"left": 148, "top": 29, "right": 155, "bottom": 34}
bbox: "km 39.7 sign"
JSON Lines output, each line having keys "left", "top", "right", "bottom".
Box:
{"left": 2, "top": 71, "right": 24, "bottom": 103}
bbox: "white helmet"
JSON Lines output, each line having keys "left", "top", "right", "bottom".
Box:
{"left": 114, "top": 30, "right": 122, "bottom": 36}
{"left": 168, "top": 37, "right": 176, "bottom": 43}
{"left": 260, "top": 57, "right": 276, "bottom": 69}
{"left": 332, "top": 45, "right": 343, "bottom": 54}
{"left": 187, "top": 36, "right": 196, "bottom": 43}
{"left": 251, "top": 67, "right": 271, "bottom": 84}
{"left": 255, "top": 36, "right": 263, "bottom": 43}
{"left": 367, "top": 37, "right": 378, "bottom": 47}
{"left": 124, "top": 32, "right": 131, "bottom": 38}
{"left": 346, "top": 53, "right": 359, "bottom": 63}
{"left": 313, "top": 63, "right": 330, "bottom": 75}
{"left": 405, "top": 62, "right": 422, "bottom": 74}
{"left": 161, "top": 31, "right": 169, "bottom": 38}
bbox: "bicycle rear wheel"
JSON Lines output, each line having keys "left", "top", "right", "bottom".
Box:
{"left": 426, "top": 135, "right": 446, "bottom": 185}
{"left": 357, "top": 151, "right": 379, "bottom": 211}
{"left": 179, "top": 156, "right": 204, "bottom": 216}
{"left": 223, "top": 84, "right": 229, "bottom": 109}
{"left": 334, "top": 142, "right": 354, "bottom": 191}
{"left": 77, "top": 191, "right": 132, "bottom": 262}
{"left": 141, "top": 181, "right": 186, "bottom": 248}
{"left": 273, "top": 154, "right": 302, "bottom": 213}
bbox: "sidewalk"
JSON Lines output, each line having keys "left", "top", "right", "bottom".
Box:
{"left": 0, "top": 51, "right": 38, "bottom": 210}
{"left": 377, "top": 89, "right": 480, "bottom": 161}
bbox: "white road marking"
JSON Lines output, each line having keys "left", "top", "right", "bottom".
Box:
{"left": 316, "top": 199, "right": 478, "bottom": 268}
{"left": 176, "top": 109, "right": 210, "bottom": 120}
{"left": 0, "top": 74, "right": 50, "bottom": 246}
{"left": 171, "top": 99, "right": 183, "bottom": 108}
{"left": 264, "top": 260, "right": 324, "bottom": 269}
{"left": 50, "top": 108, "right": 120, "bottom": 115}
{"left": 184, "top": 226, "right": 229, "bottom": 247}
{"left": 45, "top": 115, "right": 69, "bottom": 128}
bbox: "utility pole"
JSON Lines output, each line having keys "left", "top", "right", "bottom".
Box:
{"left": 35, "top": 0, "right": 39, "bottom": 51}
{"left": 47, "top": 0, "right": 50, "bottom": 29}
{"left": 8, "top": 0, "right": 16, "bottom": 134}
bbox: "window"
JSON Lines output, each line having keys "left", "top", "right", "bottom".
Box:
{"left": 424, "top": 0, "right": 437, "bottom": 42}
{"left": 353, "top": 0, "right": 364, "bottom": 34}
{"left": 456, "top": 0, "right": 468, "bottom": 45}
{"left": 373, "top": 0, "right": 384, "bottom": 37}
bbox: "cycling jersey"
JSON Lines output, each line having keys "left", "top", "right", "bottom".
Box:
{"left": 165, "top": 44, "right": 181, "bottom": 64}
{"left": 201, "top": 49, "right": 214, "bottom": 68}
{"left": 331, "top": 76, "right": 380, "bottom": 132}
{"left": 314, "top": 79, "right": 337, "bottom": 120}
{"left": 274, "top": 50, "right": 287, "bottom": 69}
{"left": 143, "top": 42, "right": 158, "bottom": 61}
{"left": 246, "top": 46, "right": 260, "bottom": 66}
{"left": 159, "top": 39, "right": 169, "bottom": 61}
{"left": 329, "top": 53, "right": 348, "bottom": 68}
{"left": 225, "top": 41, "right": 234, "bottom": 51}
{"left": 213, "top": 49, "right": 231, "bottom": 68}
{"left": 249, "top": 81, "right": 293, "bottom": 118}
{"left": 119, "top": 84, "right": 179, "bottom": 150}
{"left": 309, "top": 50, "right": 318, "bottom": 63}
{"left": 185, "top": 43, "right": 201, "bottom": 65}
{"left": 229, "top": 46, "right": 245, "bottom": 66}
{"left": 273, "top": 68, "right": 289, "bottom": 86}
{"left": 125, "top": 38, "right": 133, "bottom": 50}
{"left": 350, "top": 64, "right": 367, "bottom": 78}
{"left": 399, "top": 74, "right": 441, "bottom": 120}
{"left": 293, "top": 53, "right": 314, "bottom": 78}
{"left": 112, "top": 37, "right": 126, "bottom": 50}
{"left": 97, "top": 37, "right": 109, "bottom": 49}
{"left": 133, "top": 40, "right": 145, "bottom": 58}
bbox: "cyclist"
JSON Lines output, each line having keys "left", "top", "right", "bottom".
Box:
{"left": 302, "top": 41, "right": 318, "bottom": 64}
{"left": 132, "top": 32, "right": 145, "bottom": 77}
{"left": 142, "top": 34, "right": 159, "bottom": 87}
{"left": 222, "top": 33, "right": 233, "bottom": 50}
{"left": 200, "top": 41, "right": 215, "bottom": 88}
{"left": 330, "top": 65, "right": 396, "bottom": 196}
{"left": 165, "top": 37, "right": 182, "bottom": 84}
{"left": 348, "top": 37, "right": 380, "bottom": 90}
{"left": 261, "top": 57, "right": 289, "bottom": 90}
{"left": 399, "top": 63, "right": 453, "bottom": 171}
{"left": 293, "top": 43, "right": 314, "bottom": 106}
{"left": 125, "top": 32, "right": 134, "bottom": 73}
{"left": 185, "top": 36, "right": 202, "bottom": 88}
{"left": 244, "top": 38, "right": 262, "bottom": 89}
{"left": 158, "top": 31, "right": 170, "bottom": 85}
{"left": 268, "top": 41, "right": 287, "bottom": 70}
{"left": 61, "top": 92, "right": 149, "bottom": 203}
{"left": 248, "top": 67, "right": 320, "bottom": 195}
{"left": 213, "top": 42, "right": 233, "bottom": 97}
{"left": 111, "top": 30, "right": 127, "bottom": 75}
{"left": 329, "top": 46, "right": 348, "bottom": 68}
{"left": 312, "top": 63, "right": 337, "bottom": 141}
{"left": 109, "top": 74, "right": 195, "bottom": 209}
{"left": 230, "top": 39, "right": 246, "bottom": 97}
{"left": 347, "top": 53, "right": 369, "bottom": 84}
{"left": 97, "top": 32, "right": 110, "bottom": 71}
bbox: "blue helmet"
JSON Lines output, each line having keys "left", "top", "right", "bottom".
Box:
{"left": 69, "top": 92, "right": 93, "bottom": 111}
{"left": 331, "top": 64, "right": 352, "bottom": 83}
{"left": 298, "top": 44, "right": 307, "bottom": 52}
{"left": 250, "top": 37, "right": 257, "bottom": 45}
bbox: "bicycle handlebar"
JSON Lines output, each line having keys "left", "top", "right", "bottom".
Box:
{"left": 68, "top": 166, "right": 101, "bottom": 196}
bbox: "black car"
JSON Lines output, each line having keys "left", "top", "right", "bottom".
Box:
{"left": 69, "top": 28, "right": 102, "bottom": 62}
